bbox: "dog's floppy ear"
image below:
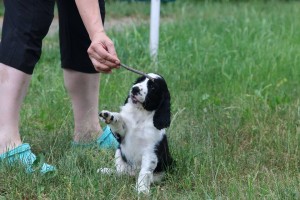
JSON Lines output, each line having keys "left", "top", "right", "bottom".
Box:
{"left": 153, "top": 89, "right": 171, "bottom": 130}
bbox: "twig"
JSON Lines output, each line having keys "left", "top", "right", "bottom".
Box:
{"left": 120, "top": 63, "right": 154, "bottom": 81}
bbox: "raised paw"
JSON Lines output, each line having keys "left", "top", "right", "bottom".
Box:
{"left": 99, "top": 110, "right": 114, "bottom": 124}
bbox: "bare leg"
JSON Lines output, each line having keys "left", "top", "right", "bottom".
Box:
{"left": 63, "top": 69, "right": 102, "bottom": 143}
{"left": 0, "top": 63, "right": 31, "bottom": 154}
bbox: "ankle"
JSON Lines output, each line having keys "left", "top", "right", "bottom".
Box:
{"left": 73, "top": 128, "right": 102, "bottom": 143}
{"left": 0, "top": 140, "right": 22, "bottom": 155}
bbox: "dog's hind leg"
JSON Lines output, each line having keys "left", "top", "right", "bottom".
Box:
{"left": 97, "top": 167, "right": 115, "bottom": 174}
{"left": 97, "top": 149, "right": 135, "bottom": 176}
{"left": 115, "top": 149, "right": 136, "bottom": 176}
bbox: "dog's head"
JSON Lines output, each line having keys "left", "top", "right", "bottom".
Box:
{"left": 126, "top": 73, "right": 171, "bottom": 130}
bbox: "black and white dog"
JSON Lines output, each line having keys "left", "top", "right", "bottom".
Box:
{"left": 98, "top": 73, "right": 173, "bottom": 194}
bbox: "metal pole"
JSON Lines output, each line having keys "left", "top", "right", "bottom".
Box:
{"left": 150, "top": 0, "right": 160, "bottom": 61}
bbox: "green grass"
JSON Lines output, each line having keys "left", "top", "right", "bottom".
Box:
{"left": 1, "top": 1, "right": 300, "bottom": 199}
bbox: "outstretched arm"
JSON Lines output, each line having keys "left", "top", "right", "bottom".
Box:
{"left": 75, "top": 0, "right": 120, "bottom": 73}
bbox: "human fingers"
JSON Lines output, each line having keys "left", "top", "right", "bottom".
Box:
{"left": 88, "top": 47, "right": 118, "bottom": 68}
{"left": 88, "top": 43, "right": 119, "bottom": 68}
{"left": 105, "top": 41, "right": 120, "bottom": 68}
{"left": 90, "top": 57, "right": 112, "bottom": 73}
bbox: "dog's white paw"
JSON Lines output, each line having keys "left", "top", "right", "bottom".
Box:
{"left": 136, "top": 183, "right": 150, "bottom": 195}
{"left": 136, "top": 172, "right": 152, "bottom": 194}
{"left": 99, "top": 110, "right": 114, "bottom": 124}
{"left": 97, "top": 167, "right": 115, "bottom": 174}
{"left": 137, "top": 184, "right": 150, "bottom": 194}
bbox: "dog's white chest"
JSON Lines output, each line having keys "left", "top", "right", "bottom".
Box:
{"left": 120, "top": 104, "right": 154, "bottom": 130}
{"left": 119, "top": 104, "right": 163, "bottom": 165}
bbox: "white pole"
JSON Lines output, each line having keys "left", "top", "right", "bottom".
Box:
{"left": 150, "top": 0, "right": 161, "bottom": 60}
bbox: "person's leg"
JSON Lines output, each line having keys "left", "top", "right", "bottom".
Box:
{"left": 0, "top": 0, "right": 56, "bottom": 173}
{"left": 63, "top": 69, "right": 102, "bottom": 143}
{"left": 58, "top": 0, "right": 117, "bottom": 148}
{"left": 0, "top": 0, "right": 54, "bottom": 152}
{"left": 0, "top": 64, "right": 31, "bottom": 154}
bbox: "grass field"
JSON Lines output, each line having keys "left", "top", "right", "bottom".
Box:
{"left": 1, "top": 1, "right": 300, "bottom": 199}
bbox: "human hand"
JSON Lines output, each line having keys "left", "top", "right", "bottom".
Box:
{"left": 87, "top": 31, "right": 120, "bottom": 73}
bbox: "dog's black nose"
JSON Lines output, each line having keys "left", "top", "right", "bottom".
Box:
{"left": 131, "top": 86, "right": 140, "bottom": 95}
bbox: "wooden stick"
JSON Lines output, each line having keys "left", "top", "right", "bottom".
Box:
{"left": 120, "top": 63, "right": 154, "bottom": 81}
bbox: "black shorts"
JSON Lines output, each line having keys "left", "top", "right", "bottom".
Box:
{"left": 0, "top": 0, "right": 105, "bottom": 74}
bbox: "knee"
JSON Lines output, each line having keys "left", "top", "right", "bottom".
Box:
{"left": 63, "top": 69, "right": 82, "bottom": 94}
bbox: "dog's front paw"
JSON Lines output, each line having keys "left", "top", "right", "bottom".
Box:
{"left": 136, "top": 184, "right": 150, "bottom": 194}
{"left": 136, "top": 172, "right": 152, "bottom": 194}
{"left": 99, "top": 110, "right": 114, "bottom": 124}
